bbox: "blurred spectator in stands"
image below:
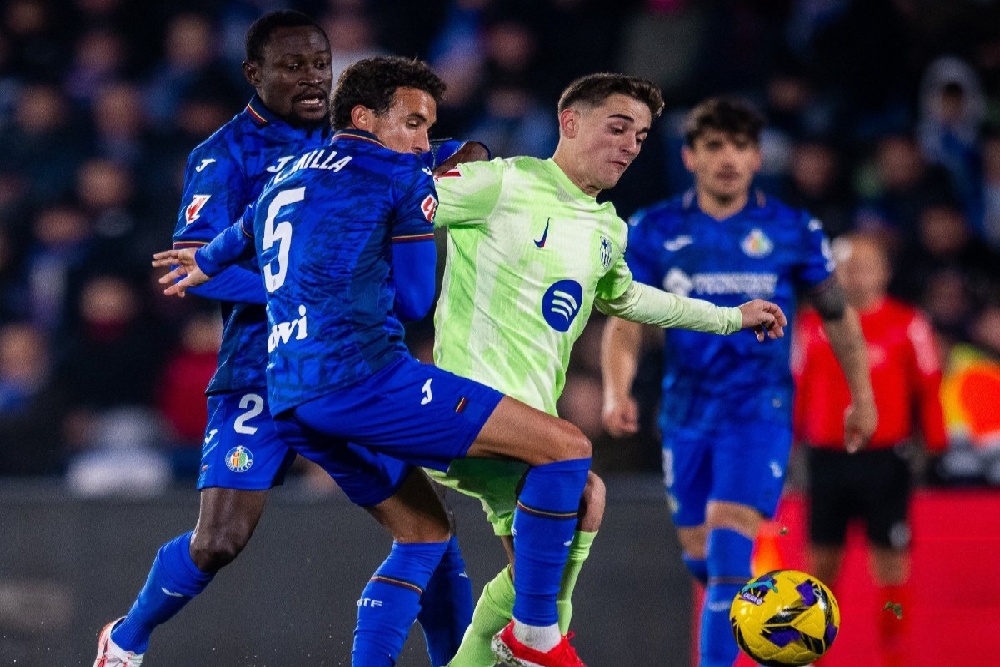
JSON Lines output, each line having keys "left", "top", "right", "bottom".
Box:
{"left": 145, "top": 13, "right": 241, "bottom": 125}
{"left": 921, "top": 269, "right": 976, "bottom": 345}
{"left": 425, "top": 0, "right": 488, "bottom": 138}
{"left": 73, "top": 157, "right": 158, "bottom": 280}
{"left": 0, "top": 83, "right": 88, "bottom": 202}
{"left": 463, "top": 78, "right": 556, "bottom": 158}
{"left": 980, "top": 131, "right": 1000, "bottom": 249}
{"left": 854, "top": 134, "right": 955, "bottom": 248}
{"left": 320, "top": 9, "right": 385, "bottom": 84}
{"left": 22, "top": 203, "right": 91, "bottom": 336}
{"left": 0, "top": 226, "right": 28, "bottom": 323}
{"left": 918, "top": 56, "right": 986, "bottom": 232}
{"left": 88, "top": 81, "right": 150, "bottom": 172}
{"left": 59, "top": 274, "right": 173, "bottom": 495}
{"left": 892, "top": 203, "right": 1000, "bottom": 317}
{"left": 63, "top": 28, "right": 126, "bottom": 111}
{"left": 534, "top": 0, "right": 623, "bottom": 102}
{"left": 0, "top": 32, "right": 24, "bottom": 132}
{"left": 157, "top": 310, "right": 221, "bottom": 476}
{"left": 784, "top": 139, "right": 855, "bottom": 239}
{"left": 2, "top": 0, "right": 64, "bottom": 82}
{"left": 794, "top": 233, "right": 947, "bottom": 667}
{"left": 0, "top": 321, "right": 68, "bottom": 476}
{"left": 618, "top": 0, "right": 706, "bottom": 103}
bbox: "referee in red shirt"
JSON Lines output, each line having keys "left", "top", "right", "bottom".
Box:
{"left": 792, "top": 232, "right": 947, "bottom": 667}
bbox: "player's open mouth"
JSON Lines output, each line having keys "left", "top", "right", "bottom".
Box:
{"left": 295, "top": 95, "right": 327, "bottom": 110}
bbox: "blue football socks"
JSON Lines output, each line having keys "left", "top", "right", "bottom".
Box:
{"left": 510, "top": 458, "right": 590, "bottom": 627}
{"left": 701, "top": 528, "right": 752, "bottom": 667}
{"left": 111, "top": 532, "right": 214, "bottom": 653}
{"left": 354, "top": 540, "right": 449, "bottom": 667}
{"left": 418, "top": 535, "right": 473, "bottom": 666}
{"left": 682, "top": 554, "right": 709, "bottom": 586}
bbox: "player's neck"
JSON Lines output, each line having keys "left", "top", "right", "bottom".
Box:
{"left": 696, "top": 189, "right": 748, "bottom": 220}
{"left": 552, "top": 152, "right": 601, "bottom": 198}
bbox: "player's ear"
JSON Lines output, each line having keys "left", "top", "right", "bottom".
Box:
{"left": 558, "top": 108, "right": 579, "bottom": 139}
{"left": 243, "top": 61, "right": 261, "bottom": 87}
{"left": 351, "top": 104, "right": 373, "bottom": 131}
{"left": 681, "top": 145, "right": 696, "bottom": 172}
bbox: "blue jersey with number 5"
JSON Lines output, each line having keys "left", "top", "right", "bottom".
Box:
{"left": 246, "top": 129, "right": 438, "bottom": 414}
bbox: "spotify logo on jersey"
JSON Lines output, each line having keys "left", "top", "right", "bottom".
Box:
{"left": 541, "top": 280, "right": 583, "bottom": 332}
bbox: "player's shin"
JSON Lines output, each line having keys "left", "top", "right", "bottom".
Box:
{"left": 449, "top": 566, "right": 515, "bottom": 667}
{"left": 111, "top": 532, "right": 214, "bottom": 653}
{"left": 701, "top": 528, "right": 752, "bottom": 667}
{"left": 354, "top": 540, "right": 449, "bottom": 667}
{"left": 510, "top": 458, "right": 590, "bottom": 651}
{"left": 418, "top": 535, "right": 474, "bottom": 666}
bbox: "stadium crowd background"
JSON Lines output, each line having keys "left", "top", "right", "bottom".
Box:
{"left": 0, "top": 0, "right": 998, "bottom": 491}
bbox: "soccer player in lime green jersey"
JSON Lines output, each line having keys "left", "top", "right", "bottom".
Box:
{"left": 429, "top": 74, "right": 788, "bottom": 666}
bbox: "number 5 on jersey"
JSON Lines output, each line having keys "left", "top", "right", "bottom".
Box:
{"left": 263, "top": 187, "right": 304, "bottom": 292}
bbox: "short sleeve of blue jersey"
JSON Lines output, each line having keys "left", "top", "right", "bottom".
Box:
{"left": 390, "top": 155, "right": 437, "bottom": 240}
{"left": 793, "top": 211, "right": 835, "bottom": 288}
{"left": 173, "top": 142, "right": 267, "bottom": 304}
{"left": 624, "top": 210, "right": 661, "bottom": 287}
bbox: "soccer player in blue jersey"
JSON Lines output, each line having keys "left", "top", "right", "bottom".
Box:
{"left": 160, "top": 56, "right": 595, "bottom": 667}
{"left": 94, "top": 16, "right": 471, "bottom": 667}
{"left": 601, "top": 97, "right": 878, "bottom": 667}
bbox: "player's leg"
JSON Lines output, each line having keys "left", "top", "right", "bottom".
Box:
{"left": 863, "top": 448, "right": 913, "bottom": 667}
{"left": 448, "top": 471, "right": 604, "bottom": 667}
{"left": 275, "top": 416, "right": 456, "bottom": 667}
{"left": 662, "top": 430, "right": 713, "bottom": 586}
{"left": 97, "top": 391, "right": 292, "bottom": 666}
{"left": 806, "top": 446, "right": 852, "bottom": 587}
{"left": 698, "top": 426, "right": 790, "bottom": 667}
{"left": 465, "top": 397, "right": 591, "bottom": 662}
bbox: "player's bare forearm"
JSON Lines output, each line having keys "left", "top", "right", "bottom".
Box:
{"left": 600, "top": 317, "right": 643, "bottom": 436}
{"left": 821, "top": 305, "right": 877, "bottom": 451}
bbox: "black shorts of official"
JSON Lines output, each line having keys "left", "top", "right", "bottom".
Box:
{"left": 806, "top": 445, "right": 912, "bottom": 550}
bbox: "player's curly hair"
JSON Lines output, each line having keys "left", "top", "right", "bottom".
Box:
{"left": 330, "top": 56, "right": 447, "bottom": 130}
{"left": 557, "top": 73, "right": 664, "bottom": 119}
{"left": 245, "top": 10, "right": 326, "bottom": 63}
{"left": 683, "top": 97, "right": 765, "bottom": 146}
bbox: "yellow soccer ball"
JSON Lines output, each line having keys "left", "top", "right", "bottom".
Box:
{"left": 730, "top": 569, "right": 841, "bottom": 666}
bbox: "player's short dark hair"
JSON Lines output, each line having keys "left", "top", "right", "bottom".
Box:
{"left": 557, "top": 73, "right": 664, "bottom": 119}
{"left": 330, "top": 56, "right": 446, "bottom": 130}
{"left": 683, "top": 97, "right": 765, "bottom": 146}
{"left": 245, "top": 10, "right": 325, "bottom": 63}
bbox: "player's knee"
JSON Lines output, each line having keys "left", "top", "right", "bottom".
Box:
{"left": 551, "top": 421, "right": 591, "bottom": 462}
{"left": 578, "top": 472, "right": 606, "bottom": 531}
{"left": 189, "top": 526, "right": 252, "bottom": 573}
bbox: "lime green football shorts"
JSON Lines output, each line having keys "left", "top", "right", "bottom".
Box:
{"left": 425, "top": 458, "right": 530, "bottom": 537}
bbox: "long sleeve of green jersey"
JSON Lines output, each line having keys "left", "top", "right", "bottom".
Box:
{"left": 595, "top": 280, "right": 742, "bottom": 334}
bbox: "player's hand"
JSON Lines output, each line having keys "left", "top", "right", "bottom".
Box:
{"left": 738, "top": 299, "right": 788, "bottom": 342}
{"left": 842, "top": 399, "right": 877, "bottom": 454}
{"left": 152, "top": 248, "right": 210, "bottom": 297}
{"left": 432, "top": 141, "right": 489, "bottom": 176}
{"left": 602, "top": 394, "right": 640, "bottom": 438}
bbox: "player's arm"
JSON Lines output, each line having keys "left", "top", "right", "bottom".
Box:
{"left": 390, "top": 154, "right": 439, "bottom": 321}
{"left": 601, "top": 315, "right": 644, "bottom": 438}
{"left": 428, "top": 139, "right": 490, "bottom": 176}
{"left": 432, "top": 158, "right": 503, "bottom": 229}
{"left": 906, "top": 311, "right": 948, "bottom": 454}
{"left": 391, "top": 239, "right": 437, "bottom": 321}
{"left": 808, "top": 276, "right": 876, "bottom": 453}
{"left": 155, "top": 208, "right": 258, "bottom": 298}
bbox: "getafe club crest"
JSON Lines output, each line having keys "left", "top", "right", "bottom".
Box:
{"left": 600, "top": 236, "right": 612, "bottom": 270}
{"left": 741, "top": 228, "right": 773, "bottom": 258}
{"left": 225, "top": 446, "right": 254, "bottom": 473}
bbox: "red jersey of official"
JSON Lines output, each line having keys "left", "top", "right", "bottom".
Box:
{"left": 792, "top": 298, "right": 947, "bottom": 452}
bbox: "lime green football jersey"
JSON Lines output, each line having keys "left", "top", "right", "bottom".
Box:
{"left": 433, "top": 156, "right": 632, "bottom": 415}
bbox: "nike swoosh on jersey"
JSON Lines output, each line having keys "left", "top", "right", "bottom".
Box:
{"left": 534, "top": 218, "right": 550, "bottom": 248}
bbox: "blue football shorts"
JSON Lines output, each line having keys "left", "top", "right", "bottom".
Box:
{"left": 661, "top": 414, "right": 793, "bottom": 528}
{"left": 197, "top": 389, "right": 296, "bottom": 491}
{"left": 274, "top": 355, "right": 504, "bottom": 507}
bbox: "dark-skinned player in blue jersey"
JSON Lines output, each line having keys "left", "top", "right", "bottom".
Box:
{"left": 94, "top": 14, "right": 471, "bottom": 667}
